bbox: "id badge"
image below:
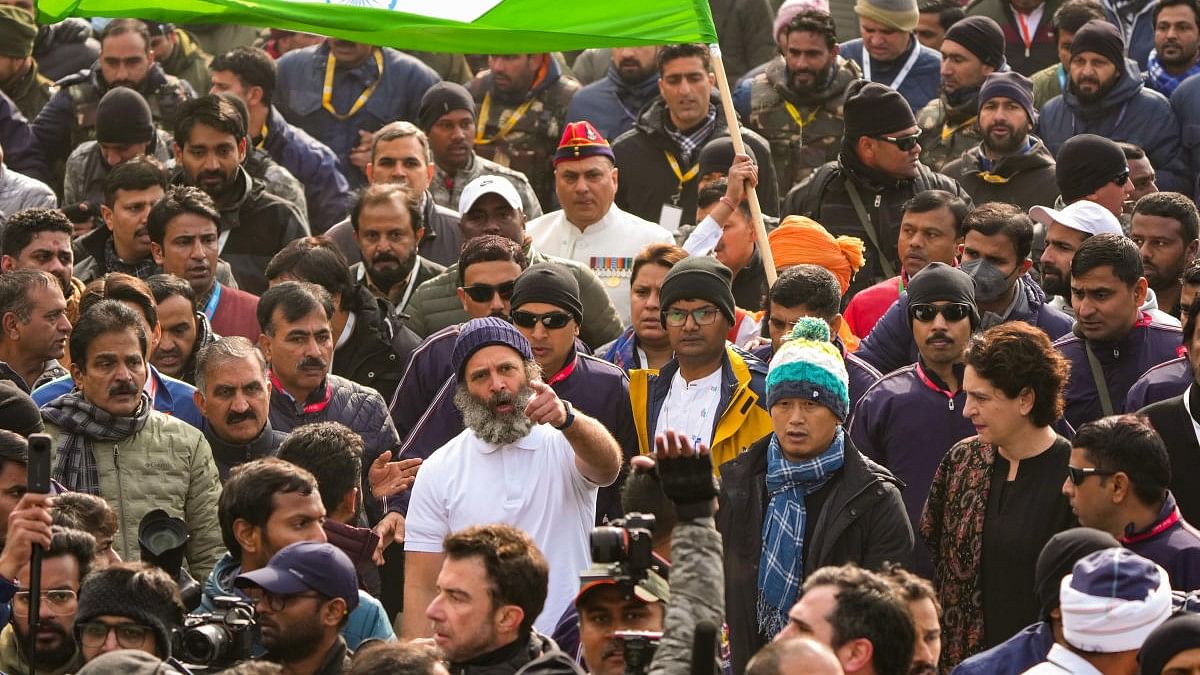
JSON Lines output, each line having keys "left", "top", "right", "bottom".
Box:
{"left": 659, "top": 204, "right": 683, "bottom": 233}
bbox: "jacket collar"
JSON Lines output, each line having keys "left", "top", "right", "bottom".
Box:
{"left": 766, "top": 54, "right": 862, "bottom": 107}
{"left": 203, "top": 417, "right": 281, "bottom": 464}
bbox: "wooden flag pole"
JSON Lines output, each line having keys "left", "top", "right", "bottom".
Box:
{"left": 709, "top": 44, "right": 777, "bottom": 287}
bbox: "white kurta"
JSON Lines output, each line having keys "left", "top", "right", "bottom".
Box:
{"left": 527, "top": 205, "right": 674, "bottom": 325}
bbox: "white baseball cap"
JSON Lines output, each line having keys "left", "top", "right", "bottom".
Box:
{"left": 1029, "top": 200, "right": 1124, "bottom": 237}
{"left": 458, "top": 175, "right": 523, "bottom": 215}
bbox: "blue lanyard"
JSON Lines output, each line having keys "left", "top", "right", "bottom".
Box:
{"left": 203, "top": 283, "right": 222, "bottom": 320}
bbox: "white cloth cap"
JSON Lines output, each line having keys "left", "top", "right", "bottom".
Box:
{"left": 1029, "top": 200, "right": 1124, "bottom": 237}
{"left": 458, "top": 174, "right": 523, "bottom": 214}
{"left": 1060, "top": 549, "right": 1173, "bottom": 653}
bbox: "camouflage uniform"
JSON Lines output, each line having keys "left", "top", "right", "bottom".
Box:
{"left": 467, "top": 57, "right": 580, "bottom": 211}
{"left": 745, "top": 55, "right": 862, "bottom": 194}
{"left": 917, "top": 93, "right": 984, "bottom": 172}
{"left": 2, "top": 60, "right": 53, "bottom": 121}
{"left": 430, "top": 151, "right": 543, "bottom": 219}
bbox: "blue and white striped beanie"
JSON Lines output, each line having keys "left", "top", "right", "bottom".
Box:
{"left": 766, "top": 317, "right": 849, "bottom": 420}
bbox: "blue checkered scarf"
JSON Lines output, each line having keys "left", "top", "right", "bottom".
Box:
{"left": 1146, "top": 49, "right": 1200, "bottom": 96}
{"left": 41, "top": 390, "right": 151, "bottom": 495}
{"left": 663, "top": 104, "right": 717, "bottom": 167}
{"left": 757, "top": 427, "right": 845, "bottom": 637}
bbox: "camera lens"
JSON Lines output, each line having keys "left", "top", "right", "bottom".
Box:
{"left": 590, "top": 527, "right": 627, "bottom": 564}
{"left": 181, "top": 623, "right": 230, "bottom": 664}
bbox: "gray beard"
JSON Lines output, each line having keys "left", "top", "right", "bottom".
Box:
{"left": 454, "top": 382, "right": 536, "bottom": 446}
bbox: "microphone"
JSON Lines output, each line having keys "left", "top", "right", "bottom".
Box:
{"left": 691, "top": 620, "right": 718, "bottom": 675}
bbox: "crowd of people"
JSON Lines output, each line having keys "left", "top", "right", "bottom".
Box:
{"left": 7, "top": 0, "right": 1200, "bottom": 672}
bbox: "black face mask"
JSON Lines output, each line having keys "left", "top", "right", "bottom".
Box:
{"left": 960, "top": 258, "right": 1016, "bottom": 305}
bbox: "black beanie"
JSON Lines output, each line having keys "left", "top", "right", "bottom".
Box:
{"left": 510, "top": 262, "right": 584, "bottom": 324}
{"left": 76, "top": 566, "right": 185, "bottom": 658}
{"left": 659, "top": 257, "right": 737, "bottom": 325}
{"left": 906, "top": 262, "right": 979, "bottom": 326}
{"left": 0, "top": 379, "right": 42, "bottom": 436}
{"left": 1056, "top": 133, "right": 1128, "bottom": 202}
{"left": 1139, "top": 613, "right": 1200, "bottom": 675}
{"left": 1070, "top": 19, "right": 1126, "bottom": 70}
{"left": 418, "top": 81, "right": 476, "bottom": 132}
{"left": 95, "top": 87, "right": 154, "bottom": 145}
{"left": 1033, "top": 527, "right": 1120, "bottom": 620}
{"left": 698, "top": 136, "right": 758, "bottom": 178}
{"left": 979, "top": 71, "right": 1036, "bottom": 123}
{"left": 944, "top": 16, "right": 1007, "bottom": 70}
{"left": 843, "top": 81, "right": 917, "bottom": 142}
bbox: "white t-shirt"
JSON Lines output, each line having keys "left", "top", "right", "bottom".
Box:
{"left": 653, "top": 367, "right": 723, "bottom": 449}
{"left": 527, "top": 205, "right": 674, "bottom": 325}
{"left": 405, "top": 423, "right": 600, "bottom": 634}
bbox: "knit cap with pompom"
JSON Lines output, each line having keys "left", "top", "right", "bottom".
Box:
{"left": 766, "top": 317, "right": 850, "bottom": 420}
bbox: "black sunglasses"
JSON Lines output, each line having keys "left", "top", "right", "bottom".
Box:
{"left": 909, "top": 303, "right": 973, "bottom": 323}
{"left": 1067, "top": 465, "right": 1116, "bottom": 486}
{"left": 511, "top": 310, "right": 573, "bottom": 329}
{"left": 875, "top": 132, "right": 921, "bottom": 152}
{"left": 462, "top": 280, "right": 515, "bottom": 303}
{"left": 1111, "top": 170, "right": 1131, "bottom": 187}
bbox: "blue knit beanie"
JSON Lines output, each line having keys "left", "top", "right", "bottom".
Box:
{"left": 452, "top": 317, "right": 533, "bottom": 380}
{"left": 766, "top": 317, "right": 850, "bottom": 420}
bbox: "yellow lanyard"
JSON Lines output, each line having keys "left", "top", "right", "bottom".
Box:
{"left": 322, "top": 48, "right": 383, "bottom": 121}
{"left": 783, "top": 101, "right": 819, "bottom": 129}
{"left": 255, "top": 121, "right": 268, "bottom": 149}
{"left": 474, "top": 92, "right": 535, "bottom": 145}
{"left": 941, "top": 115, "right": 977, "bottom": 142}
{"left": 976, "top": 170, "right": 1011, "bottom": 184}
{"left": 663, "top": 151, "right": 699, "bottom": 194}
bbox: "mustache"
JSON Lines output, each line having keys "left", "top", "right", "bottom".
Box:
{"left": 108, "top": 381, "right": 139, "bottom": 397}
{"left": 298, "top": 356, "right": 327, "bottom": 370}
{"left": 372, "top": 253, "right": 400, "bottom": 264}
{"left": 226, "top": 409, "right": 257, "bottom": 425}
{"left": 925, "top": 330, "right": 952, "bottom": 345}
{"left": 618, "top": 58, "right": 643, "bottom": 68}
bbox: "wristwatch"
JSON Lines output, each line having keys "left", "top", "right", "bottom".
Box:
{"left": 553, "top": 400, "right": 576, "bottom": 430}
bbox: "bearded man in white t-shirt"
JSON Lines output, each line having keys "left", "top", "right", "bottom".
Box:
{"left": 401, "top": 316, "right": 623, "bottom": 640}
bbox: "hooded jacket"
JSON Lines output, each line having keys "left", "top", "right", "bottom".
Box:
{"left": 629, "top": 345, "right": 772, "bottom": 471}
{"left": 857, "top": 275, "right": 1072, "bottom": 375}
{"left": 467, "top": 56, "right": 580, "bottom": 209}
{"left": 612, "top": 95, "right": 780, "bottom": 228}
{"left": 738, "top": 55, "right": 863, "bottom": 190}
{"left": 783, "top": 152, "right": 971, "bottom": 298}
{"left": 261, "top": 105, "right": 350, "bottom": 234}
{"left": 1039, "top": 58, "right": 1189, "bottom": 192}
{"left": 564, "top": 65, "right": 660, "bottom": 142}
{"left": 717, "top": 434, "right": 913, "bottom": 674}
{"left": 942, "top": 136, "right": 1061, "bottom": 210}
{"left": 917, "top": 91, "right": 985, "bottom": 172}
{"left": 1053, "top": 314, "right": 1182, "bottom": 429}
{"left": 333, "top": 285, "right": 420, "bottom": 402}
{"left": 158, "top": 28, "right": 211, "bottom": 97}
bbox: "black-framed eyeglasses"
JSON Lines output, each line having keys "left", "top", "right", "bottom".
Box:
{"left": 909, "top": 303, "right": 973, "bottom": 323}
{"left": 511, "top": 310, "right": 573, "bottom": 330}
{"left": 12, "top": 589, "right": 77, "bottom": 616}
{"left": 663, "top": 306, "right": 722, "bottom": 327}
{"left": 1067, "top": 465, "right": 1116, "bottom": 486}
{"left": 461, "top": 280, "right": 516, "bottom": 303}
{"left": 875, "top": 132, "right": 921, "bottom": 152}
{"left": 1111, "top": 170, "right": 1131, "bottom": 187}
{"left": 76, "top": 621, "right": 155, "bottom": 649}
{"left": 244, "top": 589, "right": 325, "bottom": 613}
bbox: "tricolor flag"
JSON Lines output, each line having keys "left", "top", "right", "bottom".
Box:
{"left": 36, "top": 0, "right": 717, "bottom": 52}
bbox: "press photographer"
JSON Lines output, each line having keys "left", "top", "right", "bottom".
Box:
{"left": 73, "top": 562, "right": 186, "bottom": 666}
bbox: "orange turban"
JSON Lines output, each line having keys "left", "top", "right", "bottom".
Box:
{"left": 768, "top": 216, "right": 866, "bottom": 296}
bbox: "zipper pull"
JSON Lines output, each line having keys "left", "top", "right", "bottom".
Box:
{"left": 1025, "top": 46, "right": 1030, "bottom": 58}
{"left": 1113, "top": 348, "right": 1120, "bottom": 359}
{"left": 874, "top": 194, "right": 882, "bottom": 208}
{"left": 948, "top": 398, "right": 955, "bottom": 411}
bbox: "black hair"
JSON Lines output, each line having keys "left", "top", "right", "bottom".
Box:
{"left": 1132, "top": 191, "right": 1200, "bottom": 244}
{"left": 1052, "top": 0, "right": 1107, "bottom": 36}
{"left": 1073, "top": 414, "right": 1171, "bottom": 507}
{"left": 47, "top": 525, "right": 97, "bottom": 584}
{"left": 657, "top": 43, "right": 711, "bottom": 73}
{"left": 0, "top": 430, "right": 28, "bottom": 474}
{"left": 1070, "top": 233, "right": 1144, "bottom": 286}
{"left": 802, "top": 565, "right": 915, "bottom": 675}
{"left": 444, "top": 524, "right": 549, "bottom": 637}
{"left": 0, "top": 268, "right": 56, "bottom": 324}
{"left": 1117, "top": 141, "right": 1147, "bottom": 161}
{"left": 103, "top": 155, "right": 167, "bottom": 208}
{"left": 1185, "top": 295, "right": 1200, "bottom": 345}
{"left": 277, "top": 422, "right": 363, "bottom": 518}
{"left": 99, "top": 18, "right": 150, "bottom": 50}
{"left": 962, "top": 202, "right": 1035, "bottom": 261}
{"left": 1154, "top": 0, "right": 1200, "bottom": 26}
{"left": 256, "top": 281, "right": 334, "bottom": 336}
{"left": 0, "top": 208, "right": 73, "bottom": 258}
{"left": 146, "top": 273, "right": 196, "bottom": 305}
{"left": 457, "top": 234, "right": 528, "bottom": 286}
{"left": 174, "top": 94, "right": 247, "bottom": 148}
{"left": 69, "top": 300, "right": 148, "bottom": 368}
{"left": 265, "top": 238, "right": 356, "bottom": 311}
{"left": 697, "top": 178, "right": 750, "bottom": 218}
{"left": 919, "top": 0, "right": 965, "bottom": 30}
{"left": 1183, "top": 258, "right": 1200, "bottom": 286}
{"left": 210, "top": 47, "right": 276, "bottom": 106}
{"left": 219, "top": 458, "right": 318, "bottom": 561}
{"left": 349, "top": 182, "right": 423, "bottom": 235}
{"left": 51, "top": 492, "right": 119, "bottom": 542}
{"left": 782, "top": 10, "right": 838, "bottom": 49}
{"left": 349, "top": 641, "right": 445, "bottom": 675}
{"left": 147, "top": 185, "right": 221, "bottom": 247}
{"left": 79, "top": 273, "right": 158, "bottom": 330}
{"left": 770, "top": 264, "right": 842, "bottom": 321}
{"left": 902, "top": 190, "right": 970, "bottom": 238}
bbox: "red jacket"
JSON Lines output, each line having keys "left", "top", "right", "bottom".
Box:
{"left": 209, "top": 283, "right": 261, "bottom": 342}
{"left": 845, "top": 275, "right": 901, "bottom": 339}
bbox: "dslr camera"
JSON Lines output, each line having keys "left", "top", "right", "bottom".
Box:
{"left": 174, "top": 596, "right": 256, "bottom": 669}
{"left": 588, "top": 514, "right": 667, "bottom": 674}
